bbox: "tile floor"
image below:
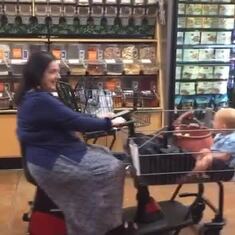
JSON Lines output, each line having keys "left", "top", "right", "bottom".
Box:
{"left": 0, "top": 170, "right": 235, "bottom": 235}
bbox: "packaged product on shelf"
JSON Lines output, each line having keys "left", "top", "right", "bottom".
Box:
{"left": 198, "top": 48, "right": 215, "bottom": 61}
{"left": 106, "top": 59, "right": 123, "bottom": 75}
{"left": 181, "top": 96, "right": 195, "bottom": 110}
{"left": 214, "top": 94, "right": 229, "bottom": 109}
{"left": 104, "top": 45, "right": 121, "bottom": 59}
{"left": 176, "top": 66, "right": 182, "bottom": 80}
{"left": 177, "top": 32, "right": 184, "bottom": 45}
{"left": 201, "top": 32, "right": 217, "bottom": 44}
{"left": 179, "top": 82, "right": 196, "bottom": 95}
{"left": 195, "top": 95, "right": 213, "bottom": 109}
{"left": 211, "top": 81, "right": 228, "bottom": 94}
{"left": 175, "top": 82, "right": 180, "bottom": 95}
{"left": 214, "top": 66, "right": 230, "bottom": 79}
{"left": 182, "top": 66, "right": 198, "bottom": 79}
{"left": 176, "top": 49, "right": 183, "bottom": 62}
{"left": 141, "top": 90, "right": 159, "bottom": 107}
{"left": 123, "top": 90, "right": 134, "bottom": 108}
{"left": 219, "top": 4, "right": 235, "bottom": 16}
{"left": 178, "top": 3, "right": 185, "bottom": 14}
{"left": 197, "top": 82, "right": 211, "bottom": 94}
{"left": 122, "top": 45, "right": 139, "bottom": 60}
{"left": 185, "top": 4, "right": 202, "bottom": 15}
{"left": 139, "top": 45, "right": 156, "bottom": 61}
{"left": 202, "top": 4, "right": 218, "bottom": 15}
{"left": 218, "top": 18, "right": 234, "bottom": 29}
{"left": 215, "top": 49, "right": 231, "bottom": 62}
{"left": 186, "top": 17, "right": 202, "bottom": 28}
{"left": 87, "top": 45, "right": 103, "bottom": 61}
{"left": 123, "top": 60, "right": 141, "bottom": 75}
{"left": 178, "top": 17, "right": 186, "bottom": 28}
{"left": 198, "top": 66, "right": 214, "bottom": 79}
{"left": 217, "top": 31, "right": 232, "bottom": 44}
{"left": 184, "top": 31, "right": 201, "bottom": 45}
{"left": 183, "top": 49, "right": 199, "bottom": 62}
{"left": 202, "top": 17, "right": 218, "bottom": 28}
{"left": 139, "top": 59, "right": 158, "bottom": 75}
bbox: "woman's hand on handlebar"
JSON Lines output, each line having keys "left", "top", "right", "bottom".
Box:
{"left": 111, "top": 117, "right": 126, "bottom": 127}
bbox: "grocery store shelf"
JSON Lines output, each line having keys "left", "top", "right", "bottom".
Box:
{"left": 176, "top": 61, "right": 230, "bottom": 66}
{"left": 178, "top": 14, "right": 235, "bottom": 18}
{"left": 114, "top": 107, "right": 163, "bottom": 112}
{"left": 177, "top": 28, "right": 233, "bottom": 32}
{"left": 177, "top": 44, "right": 235, "bottom": 49}
{"left": 178, "top": 0, "right": 235, "bottom": 4}
{"left": 0, "top": 37, "right": 48, "bottom": 42}
{"left": 176, "top": 79, "right": 228, "bottom": 82}
{"left": 50, "top": 38, "right": 158, "bottom": 43}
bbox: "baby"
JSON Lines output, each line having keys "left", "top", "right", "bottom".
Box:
{"left": 192, "top": 108, "right": 235, "bottom": 180}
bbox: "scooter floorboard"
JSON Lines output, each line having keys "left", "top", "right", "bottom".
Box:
{"left": 124, "top": 200, "right": 193, "bottom": 235}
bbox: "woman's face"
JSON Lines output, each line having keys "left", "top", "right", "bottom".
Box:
{"left": 41, "top": 61, "right": 60, "bottom": 91}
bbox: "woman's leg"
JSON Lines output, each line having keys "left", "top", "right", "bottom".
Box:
{"left": 28, "top": 146, "right": 125, "bottom": 235}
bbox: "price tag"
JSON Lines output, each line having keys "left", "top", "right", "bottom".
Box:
{"left": 11, "top": 59, "right": 27, "bottom": 64}
{"left": 68, "top": 59, "right": 80, "bottom": 64}
{"left": 105, "top": 59, "right": 116, "bottom": 64}
{"left": 49, "top": 0, "right": 62, "bottom": 3}
{"left": 93, "top": 0, "right": 103, "bottom": 3}
{"left": 123, "top": 59, "right": 133, "bottom": 64}
{"left": 79, "top": 0, "right": 89, "bottom": 4}
{"left": 121, "top": 0, "right": 131, "bottom": 4}
{"left": 134, "top": 0, "right": 144, "bottom": 5}
{"left": 79, "top": 49, "right": 85, "bottom": 60}
{"left": 52, "top": 49, "right": 61, "bottom": 59}
{"left": 141, "top": 59, "right": 151, "bottom": 64}
{"left": 106, "top": 0, "right": 117, "bottom": 4}
{"left": 147, "top": 0, "right": 157, "bottom": 4}
{"left": 12, "top": 48, "right": 22, "bottom": 59}
{"left": 63, "top": 0, "right": 76, "bottom": 3}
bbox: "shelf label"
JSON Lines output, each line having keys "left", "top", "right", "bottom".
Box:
{"left": 49, "top": 0, "right": 62, "bottom": 2}
{"left": 12, "top": 48, "right": 22, "bottom": 59}
{"left": 141, "top": 59, "right": 151, "bottom": 64}
{"left": 93, "top": 0, "right": 103, "bottom": 3}
{"left": 121, "top": 0, "right": 131, "bottom": 4}
{"left": 106, "top": 0, "right": 117, "bottom": 4}
{"left": 68, "top": 59, "right": 80, "bottom": 64}
{"left": 88, "top": 49, "right": 97, "bottom": 61}
{"left": 105, "top": 59, "right": 116, "bottom": 64}
{"left": 11, "top": 59, "right": 27, "bottom": 64}
{"left": 79, "top": 0, "right": 89, "bottom": 4}
{"left": 134, "top": 0, "right": 144, "bottom": 5}
{"left": 147, "top": 0, "right": 157, "bottom": 4}
{"left": 123, "top": 59, "right": 133, "bottom": 64}
{"left": 64, "top": 0, "right": 76, "bottom": 3}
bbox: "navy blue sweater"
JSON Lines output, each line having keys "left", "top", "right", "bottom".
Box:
{"left": 17, "top": 91, "right": 112, "bottom": 169}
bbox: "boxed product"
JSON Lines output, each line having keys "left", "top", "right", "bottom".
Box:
{"left": 197, "top": 82, "right": 212, "bottom": 94}
{"left": 218, "top": 18, "right": 234, "bottom": 29}
{"left": 201, "top": 32, "right": 217, "bottom": 44}
{"left": 186, "top": 17, "right": 202, "bottom": 28}
{"left": 184, "top": 31, "right": 201, "bottom": 45}
{"left": 215, "top": 49, "right": 231, "bottom": 62}
{"left": 176, "top": 49, "right": 183, "bottom": 62}
{"left": 217, "top": 31, "right": 232, "bottom": 44}
{"left": 175, "top": 82, "right": 180, "bottom": 95}
{"left": 177, "top": 32, "right": 184, "bottom": 45}
{"left": 176, "top": 66, "right": 182, "bottom": 79}
{"left": 202, "top": 17, "right": 218, "bottom": 28}
{"left": 202, "top": 4, "right": 218, "bottom": 15}
{"left": 219, "top": 4, "right": 235, "bottom": 16}
{"left": 178, "top": 3, "right": 185, "bottom": 14}
{"left": 211, "top": 81, "right": 228, "bottom": 94}
{"left": 214, "top": 66, "right": 230, "bottom": 79}
{"left": 198, "top": 66, "right": 214, "bottom": 79}
{"left": 181, "top": 96, "right": 195, "bottom": 109}
{"left": 199, "top": 49, "right": 215, "bottom": 61}
{"left": 178, "top": 17, "right": 186, "bottom": 28}
{"left": 179, "top": 82, "right": 196, "bottom": 95}
{"left": 183, "top": 49, "right": 199, "bottom": 62}
{"left": 185, "top": 4, "right": 202, "bottom": 15}
{"left": 182, "top": 66, "right": 198, "bottom": 79}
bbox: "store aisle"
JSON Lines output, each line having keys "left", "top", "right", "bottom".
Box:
{"left": 0, "top": 170, "right": 235, "bottom": 235}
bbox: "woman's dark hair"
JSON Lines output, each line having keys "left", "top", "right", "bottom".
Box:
{"left": 15, "top": 51, "right": 55, "bottom": 105}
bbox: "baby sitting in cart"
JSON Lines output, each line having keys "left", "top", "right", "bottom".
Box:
{"left": 191, "top": 108, "right": 235, "bottom": 181}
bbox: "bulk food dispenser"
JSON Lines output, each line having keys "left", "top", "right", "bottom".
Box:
{"left": 63, "top": 0, "right": 76, "bottom": 25}
{"left": 67, "top": 43, "right": 87, "bottom": 75}
{"left": 104, "top": 0, "right": 118, "bottom": 27}
{"left": 10, "top": 44, "right": 29, "bottom": 76}
{"left": 0, "top": 44, "right": 10, "bottom": 76}
{"left": 119, "top": 0, "right": 131, "bottom": 27}
{"left": 49, "top": 0, "right": 62, "bottom": 25}
{"left": 132, "top": 0, "right": 145, "bottom": 26}
{"left": 78, "top": 0, "right": 89, "bottom": 26}
{"left": 35, "top": 0, "right": 49, "bottom": 25}
{"left": 91, "top": 0, "right": 104, "bottom": 26}
{"left": 18, "top": 0, "right": 32, "bottom": 25}
{"left": 145, "top": 0, "right": 158, "bottom": 26}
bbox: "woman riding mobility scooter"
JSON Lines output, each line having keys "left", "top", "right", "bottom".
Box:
{"left": 21, "top": 81, "right": 230, "bottom": 235}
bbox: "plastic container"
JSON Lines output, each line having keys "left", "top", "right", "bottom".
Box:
{"left": 140, "top": 59, "right": 158, "bottom": 74}
{"left": 106, "top": 59, "right": 123, "bottom": 75}
{"left": 87, "top": 61, "right": 106, "bottom": 75}
{"left": 123, "top": 60, "right": 140, "bottom": 75}
{"left": 0, "top": 97, "right": 10, "bottom": 110}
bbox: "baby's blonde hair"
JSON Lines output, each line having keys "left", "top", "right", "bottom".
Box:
{"left": 215, "top": 108, "right": 235, "bottom": 129}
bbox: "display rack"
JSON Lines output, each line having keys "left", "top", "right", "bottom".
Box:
{"left": 0, "top": 0, "right": 167, "bottom": 158}
{"left": 173, "top": 0, "right": 235, "bottom": 111}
